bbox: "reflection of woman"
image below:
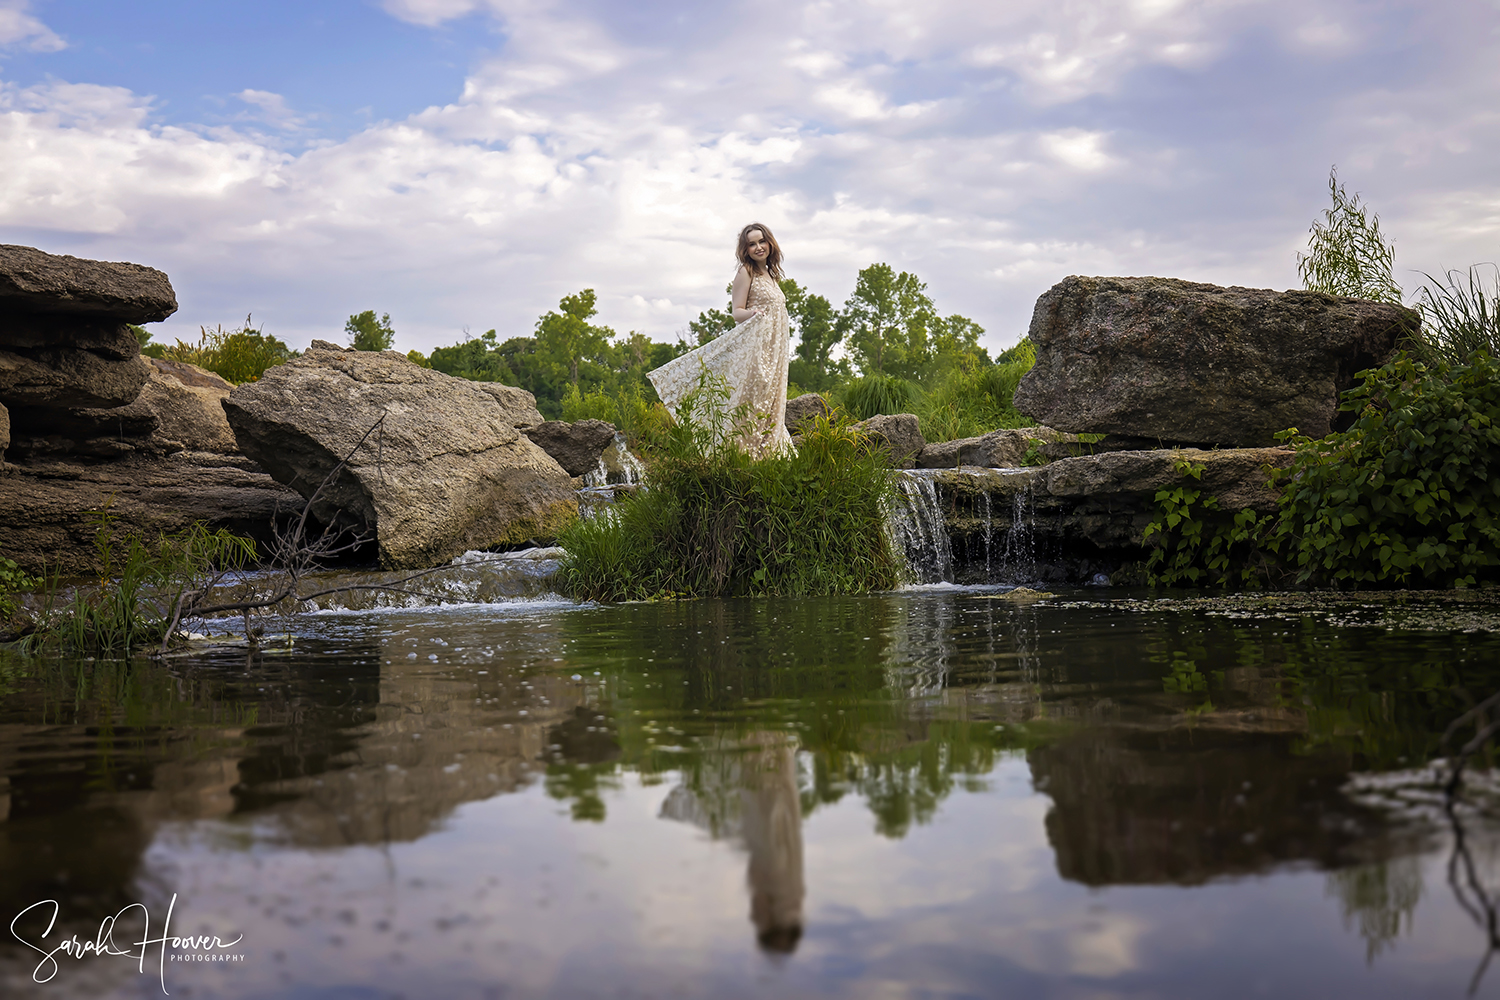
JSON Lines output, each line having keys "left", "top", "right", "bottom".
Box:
{"left": 646, "top": 223, "right": 794, "bottom": 457}
{"left": 739, "top": 731, "right": 805, "bottom": 952}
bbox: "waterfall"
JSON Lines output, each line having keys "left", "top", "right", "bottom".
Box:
{"left": 998, "top": 481, "right": 1036, "bottom": 582}
{"left": 582, "top": 433, "right": 646, "bottom": 487}
{"left": 888, "top": 471, "right": 954, "bottom": 584}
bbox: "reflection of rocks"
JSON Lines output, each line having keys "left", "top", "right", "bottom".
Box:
{"left": 661, "top": 732, "right": 805, "bottom": 952}
{"left": 547, "top": 706, "right": 622, "bottom": 765}
{"left": 1031, "top": 726, "right": 1422, "bottom": 886}
{"left": 246, "top": 661, "right": 584, "bottom": 846}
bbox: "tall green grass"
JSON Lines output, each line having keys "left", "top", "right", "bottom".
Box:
{"left": 145, "top": 316, "right": 297, "bottom": 384}
{"left": 559, "top": 381, "right": 675, "bottom": 457}
{"left": 559, "top": 372, "right": 902, "bottom": 600}
{"left": 22, "top": 512, "right": 256, "bottom": 655}
{"left": 1416, "top": 265, "right": 1500, "bottom": 365}
{"left": 831, "top": 340, "right": 1036, "bottom": 442}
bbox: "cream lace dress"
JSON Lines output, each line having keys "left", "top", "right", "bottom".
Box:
{"left": 647, "top": 267, "right": 794, "bottom": 457}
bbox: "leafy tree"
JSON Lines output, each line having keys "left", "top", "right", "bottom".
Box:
{"left": 346, "top": 310, "right": 396, "bottom": 352}
{"left": 781, "top": 278, "right": 843, "bottom": 391}
{"left": 688, "top": 283, "right": 736, "bottom": 345}
{"left": 429, "top": 329, "right": 513, "bottom": 382}
{"left": 1297, "top": 167, "right": 1402, "bottom": 304}
{"left": 838, "top": 264, "right": 941, "bottom": 379}
{"left": 536, "top": 289, "right": 614, "bottom": 386}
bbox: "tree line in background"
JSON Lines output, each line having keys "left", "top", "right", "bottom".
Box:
{"left": 399, "top": 263, "right": 1034, "bottom": 443}
{"left": 134, "top": 265, "right": 1038, "bottom": 444}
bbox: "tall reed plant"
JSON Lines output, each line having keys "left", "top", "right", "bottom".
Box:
{"left": 149, "top": 316, "right": 297, "bottom": 384}
{"left": 559, "top": 370, "right": 902, "bottom": 600}
{"left": 23, "top": 511, "right": 257, "bottom": 655}
{"left": 1415, "top": 264, "right": 1500, "bottom": 365}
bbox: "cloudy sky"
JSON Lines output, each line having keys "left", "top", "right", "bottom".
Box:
{"left": 1, "top": 0, "right": 1497, "bottom": 355}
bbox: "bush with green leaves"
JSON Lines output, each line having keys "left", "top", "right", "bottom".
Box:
{"left": 148, "top": 316, "right": 297, "bottom": 384}
{"left": 1270, "top": 352, "right": 1500, "bottom": 587}
{"left": 559, "top": 380, "right": 674, "bottom": 457}
{"left": 0, "top": 554, "right": 39, "bottom": 621}
{"left": 1144, "top": 352, "right": 1500, "bottom": 589}
{"left": 559, "top": 371, "right": 902, "bottom": 600}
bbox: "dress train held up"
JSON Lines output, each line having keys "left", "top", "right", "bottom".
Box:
{"left": 646, "top": 269, "right": 793, "bottom": 458}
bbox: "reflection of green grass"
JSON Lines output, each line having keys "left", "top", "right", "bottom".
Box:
{"left": 0, "top": 647, "right": 261, "bottom": 791}
{"left": 538, "top": 592, "right": 1500, "bottom": 831}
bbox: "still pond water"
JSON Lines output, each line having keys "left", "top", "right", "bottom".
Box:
{"left": 2, "top": 585, "right": 1499, "bottom": 998}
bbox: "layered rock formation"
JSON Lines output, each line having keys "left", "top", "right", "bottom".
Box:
{"left": 915, "top": 426, "right": 1076, "bottom": 469}
{"left": 223, "top": 341, "right": 578, "bottom": 569}
{"left": 1015, "top": 276, "right": 1415, "bottom": 446}
{"left": 921, "top": 447, "right": 1295, "bottom": 582}
{"left": 0, "top": 246, "right": 301, "bottom": 575}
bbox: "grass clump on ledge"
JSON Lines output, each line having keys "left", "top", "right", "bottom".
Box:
{"left": 558, "top": 371, "right": 903, "bottom": 601}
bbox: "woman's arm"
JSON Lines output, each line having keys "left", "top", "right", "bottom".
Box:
{"left": 731, "top": 266, "right": 759, "bottom": 323}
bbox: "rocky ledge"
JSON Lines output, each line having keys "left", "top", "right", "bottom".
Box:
{"left": 919, "top": 447, "right": 1295, "bottom": 582}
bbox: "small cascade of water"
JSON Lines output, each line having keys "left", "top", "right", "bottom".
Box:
{"left": 888, "top": 471, "right": 954, "bottom": 584}
{"left": 582, "top": 433, "right": 646, "bottom": 487}
{"left": 982, "top": 487, "right": 994, "bottom": 583}
{"left": 998, "top": 482, "right": 1036, "bottom": 582}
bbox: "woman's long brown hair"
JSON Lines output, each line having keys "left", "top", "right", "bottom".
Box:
{"left": 736, "top": 222, "right": 784, "bottom": 280}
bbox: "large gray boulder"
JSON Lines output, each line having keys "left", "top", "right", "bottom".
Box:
{"left": 525, "top": 419, "right": 618, "bottom": 477}
{"left": 1014, "top": 276, "right": 1415, "bottom": 447}
{"left": 0, "top": 244, "right": 178, "bottom": 322}
{"left": 785, "top": 393, "right": 832, "bottom": 434}
{"left": 223, "top": 342, "right": 577, "bottom": 569}
{"left": 853, "top": 413, "right": 924, "bottom": 468}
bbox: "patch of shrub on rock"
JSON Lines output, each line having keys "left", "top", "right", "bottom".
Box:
{"left": 559, "top": 374, "right": 903, "bottom": 601}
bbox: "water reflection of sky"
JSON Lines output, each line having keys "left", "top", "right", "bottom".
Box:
{"left": 1, "top": 590, "right": 1498, "bottom": 997}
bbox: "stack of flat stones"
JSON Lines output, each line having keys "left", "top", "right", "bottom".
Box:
{"left": 0, "top": 244, "right": 177, "bottom": 462}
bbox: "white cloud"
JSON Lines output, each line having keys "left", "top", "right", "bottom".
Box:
{"left": 0, "top": 0, "right": 64, "bottom": 52}
{"left": 380, "top": 0, "right": 483, "bottom": 27}
{"left": 0, "top": 0, "right": 1497, "bottom": 356}
{"left": 234, "top": 89, "right": 310, "bottom": 131}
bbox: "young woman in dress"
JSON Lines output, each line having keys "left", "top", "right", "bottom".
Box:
{"left": 646, "top": 223, "right": 794, "bottom": 457}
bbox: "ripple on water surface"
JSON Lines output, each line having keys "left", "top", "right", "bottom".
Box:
{"left": 1, "top": 589, "right": 1499, "bottom": 998}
